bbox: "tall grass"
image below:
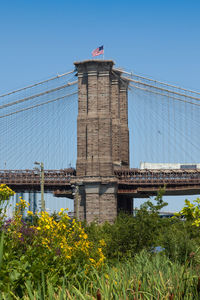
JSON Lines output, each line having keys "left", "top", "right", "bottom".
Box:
{"left": 1, "top": 188, "right": 200, "bottom": 299}
{"left": 1, "top": 249, "right": 199, "bottom": 299}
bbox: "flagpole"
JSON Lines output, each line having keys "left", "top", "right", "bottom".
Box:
{"left": 103, "top": 46, "right": 104, "bottom": 60}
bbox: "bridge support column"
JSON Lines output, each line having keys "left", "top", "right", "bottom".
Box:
{"left": 75, "top": 60, "right": 115, "bottom": 177}
{"left": 74, "top": 178, "right": 118, "bottom": 223}
{"left": 119, "top": 83, "right": 129, "bottom": 167}
{"left": 85, "top": 182, "right": 117, "bottom": 223}
{"left": 74, "top": 185, "right": 86, "bottom": 220}
{"left": 111, "top": 74, "right": 129, "bottom": 169}
{"left": 74, "top": 59, "right": 130, "bottom": 223}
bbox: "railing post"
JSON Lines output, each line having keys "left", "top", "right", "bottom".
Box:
{"left": 40, "top": 162, "right": 45, "bottom": 212}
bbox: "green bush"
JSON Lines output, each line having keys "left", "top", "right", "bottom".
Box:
{"left": 86, "top": 189, "right": 169, "bottom": 260}
{"left": 2, "top": 184, "right": 200, "bottom": 298}
{"left": 0, "top": 191, "right": 106, "bottom": 296}
{"left": 1, "top": 250, "right": 199, "bottom": 299}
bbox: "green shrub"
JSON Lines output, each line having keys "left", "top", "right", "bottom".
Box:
{"left": 0, "top": 189, "right": 106, "bottom": 296}
{"left": 86, "top": 189, "right": 169, "bottom": 260}
{"left": 1, "top": 250, "right": 199, "bottom": 299}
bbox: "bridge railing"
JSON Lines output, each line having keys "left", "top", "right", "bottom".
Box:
{"left": 0, "top": 169, "right": 76, "bottom": 186}
{"left": 115, "top": 169, "right": 200, "bottom": 184}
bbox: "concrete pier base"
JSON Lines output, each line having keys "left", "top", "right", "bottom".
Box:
{"left": 74, "top": 178, "right": 118, "bottom": 223}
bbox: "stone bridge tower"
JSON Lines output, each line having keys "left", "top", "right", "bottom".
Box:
{"left": 74, "top": 60, "right": 131, "bottom": 223}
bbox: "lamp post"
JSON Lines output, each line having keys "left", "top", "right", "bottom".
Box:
{"left": 72, "top": 184, "right": 79, "bottom": 220}
{"left": 75, "top": 185, "right": 79, "bottom": 220}
{"left": 34, "top": 161, "right": 45, "bottom": 212}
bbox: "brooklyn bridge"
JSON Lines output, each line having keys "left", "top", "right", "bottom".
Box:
{"left": 0, "top": 59, "right": 200, "bottom": 223}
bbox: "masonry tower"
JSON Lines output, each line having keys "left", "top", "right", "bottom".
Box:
{"left": 74, "top": 60, "right": 131, "bottom": 223}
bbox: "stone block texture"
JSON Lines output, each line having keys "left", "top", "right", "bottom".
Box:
{"left": 74, "top": 60, "right": 130, "bottom": 223}
{"left": 85, "top": 182, "right": 117, "bottom": 223}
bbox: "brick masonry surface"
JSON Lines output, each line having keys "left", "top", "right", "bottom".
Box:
{"left": 74, "top": 60, "right": 130, "bottom": 223}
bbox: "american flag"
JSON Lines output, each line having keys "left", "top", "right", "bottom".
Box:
{"left": 92, "top": 45, "right": 104, "bottom": 57}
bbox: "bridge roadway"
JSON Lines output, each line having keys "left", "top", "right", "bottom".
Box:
{"left": 0, "top": 169, "right": 75, "bottom": 198}
{"left": 116, "top": 169, "right": 200, "bottom": 197}
{"left": 1, "top": 168, "right": 200, "bottom": 198}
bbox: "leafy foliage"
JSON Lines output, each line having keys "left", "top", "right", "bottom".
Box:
{"left": 0, "top": 184, "right": 14, "bottom": 226}
{"left": 0, "top": 187, "right": 105, "bottom": 296}
{"left": 86, "top": 188, "right": 168, "bottom": 260}
{"left": 1, "top": 185, "right": 200, "bottom": 298}
{"left": 174, "top": 198, "right": 200, "bottom": 226}
{"left": 1, "top": 250, "right": 199, "bottom": 299}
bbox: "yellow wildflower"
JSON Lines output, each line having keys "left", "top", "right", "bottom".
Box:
{"left": 99, "top": 239, "right": 106, "bottom": 247}
{"left": 105, "top": 274, "right": 109, "bottom": 279}
{"left": 83, "top": 233, "right": 88, "bottom": 239}
{"left": 27, "top": 211, "right": 33, "bottom": 216}
{"left": 89, "top": 258, "right": 96, "bottom": 264}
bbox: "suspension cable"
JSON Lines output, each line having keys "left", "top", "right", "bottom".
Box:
{"left": 123, "top": 76, "right": 200, "bottom": 101}
{"left": 0, "top": 70, "right": 75, "bottom": 98}
{"left": 114, "top": 68, "right": 200, "bottom": 96}
{"left": 0, "top": 91, "right": 78, "bottom": 119}
{"left": 129, "top": 84, "right": 200, "bottom": 107}
{"left": 0, "top": 80, "right": 78, "bottom": 109}
{"left": 115, "top": 68, "right": 200, "bottom": 95}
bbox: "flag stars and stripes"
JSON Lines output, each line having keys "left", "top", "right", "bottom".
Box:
{"left": 92, "top": 46, "right": 104, "bottom": 57}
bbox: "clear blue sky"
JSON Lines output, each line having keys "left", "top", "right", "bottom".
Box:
{"left": 1, "top": 0, "right": 200, "bottom": 213}
{"left": 1, "top": 0, "right": 200, "bottom": 92}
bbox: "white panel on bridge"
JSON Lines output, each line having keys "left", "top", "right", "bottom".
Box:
{"left": 140, "top": 162, "right": 200, "bottom": 170}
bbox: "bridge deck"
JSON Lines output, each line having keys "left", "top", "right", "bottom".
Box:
{"left": 0, "top": 168, "right": 200, "bottom": 198}
{"left": 115, "top": 169, "right": 200, "bottom": 197}
{"left": 0, "top": 169, "right": 75, "bottom": 193}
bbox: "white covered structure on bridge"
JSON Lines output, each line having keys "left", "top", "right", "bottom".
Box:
{"left": 140, "top": 162, "right": 200, "bottom": 170}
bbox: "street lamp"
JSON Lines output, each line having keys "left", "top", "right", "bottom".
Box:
{"left": 34, "top": 161, "right": 45, "bottom": 212}
{"left": 72, "top": 184, "right": 79, "bottom": 220}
